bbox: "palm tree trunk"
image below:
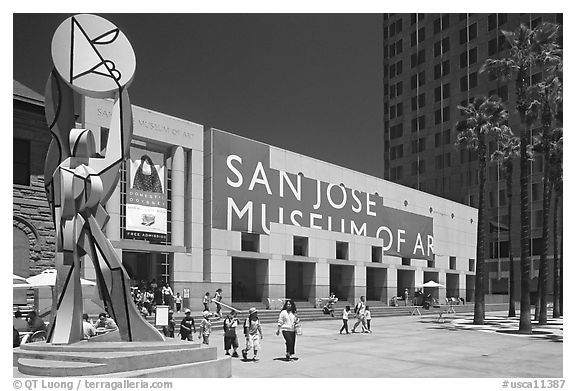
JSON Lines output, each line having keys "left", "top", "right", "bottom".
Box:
{"left": 507, "top": 161, "right": 515, "bottom": 317}
{"left": 552, "top": 189, "right": 560, "bottom": 318}
{"left": 538, "top": 181, "right": 551, "bottom": 324}
{"left": 519, "top": 126, "right": 532, "bottom": 334}
{"left": 474, "top": 135, "right": 487, "bottom": 325}
{"left": 537, "top": 100, "right": 553, "bottom": 325}
{"left": 517, "top": 66, "right": 532, "bottom": 334}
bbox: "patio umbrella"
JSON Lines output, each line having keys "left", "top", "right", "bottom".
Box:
{"left": 13, "top": 274, "right": 31, "bottom": 288}
{"left": 26, "top": 269, "right": 97, "bottom": 287}
{"left": 417, "top": 280, "right": 445, "bottom": 288}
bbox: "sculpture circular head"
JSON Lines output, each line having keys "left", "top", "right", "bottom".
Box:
{"left": 51, "top": 14, "right": 136, "bottom": 98}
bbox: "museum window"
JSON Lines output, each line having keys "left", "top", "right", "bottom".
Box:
{"left": 336, "top": 241, "right": 349, "bottom": 260}
{"left": 293, "top": 236, "right": 308, "bottom": 256}
{"left": 371, "top": 246, "right": 382, "bottom": 263}
{"left": 402, "top": 257, "right": 411, "bottom": 266}
{"left": 427, "top": 259, "right": 435, "bottom": 268}
{"left": 241, "top": 232, "right": 260, "bottom": 252}
{"left": 469, "top": 259, "right": 475, "bottom": 272}
{"left": 449, "top": 256, "right": 456, "bottom": 270}
{"left": 13, "top": 138, "right": 30, "bottom": 186}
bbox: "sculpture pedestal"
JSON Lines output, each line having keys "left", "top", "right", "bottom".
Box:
{"left": 13, "top": 339, "right": 231, "bottom": 378}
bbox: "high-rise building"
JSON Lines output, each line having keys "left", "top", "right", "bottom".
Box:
{"left": 382, "top": 13, "right": 563, "bottom": 297}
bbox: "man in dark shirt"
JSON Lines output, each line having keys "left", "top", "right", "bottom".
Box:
{"left": 180, "top": 309, "right": 195, "bottom": 341}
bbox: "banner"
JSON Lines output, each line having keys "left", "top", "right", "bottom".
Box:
{"left": 125, "top": 148, "right": 167, "bottom": 242}
{"left": 211, "top": 131, "right": 435, "bottom": 260}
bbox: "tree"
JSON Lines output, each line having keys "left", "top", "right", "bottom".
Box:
{"left": 491, "top": 126, "right": 519, "bottom": 318}
{"left": 549, "top": 128, "right": 562, "bottom": 318}
{"left": 481, "top": 22, "right": 560, "bottom": 333}
{"left": 530, "top": 47, "right": 562, "bottom": 324}
{"left": 455, "top": 96, "right": 508, "bottom": 325}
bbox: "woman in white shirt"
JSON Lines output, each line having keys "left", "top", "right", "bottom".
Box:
{"left": 276, "top": 299, "right": 299, "bottom": 360}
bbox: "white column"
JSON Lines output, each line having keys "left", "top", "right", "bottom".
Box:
{"left": 171, "top": 146, "right": 185, "bottom": 246}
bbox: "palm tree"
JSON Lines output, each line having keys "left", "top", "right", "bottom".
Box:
{"left": 481, "top": 22, "right": 560, "bottom": 333}
{"left": 549, "top": 128, "right": 562, "bottom": 318}
{"left": 455, "top": 96, "right": 508, "bottom": 325}
{"left": 491, "top": 126, "right": 519, "bottom": 318}
{"left": 530, "top": 52, "right": 562, "bottom": 324}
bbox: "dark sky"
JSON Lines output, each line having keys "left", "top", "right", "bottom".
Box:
{"left": 13, "top": 13, "right": 384, "bottom": 178}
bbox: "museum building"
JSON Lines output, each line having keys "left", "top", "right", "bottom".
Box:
{"left": 14, "top": 80, "right": 478, "bottom": 310}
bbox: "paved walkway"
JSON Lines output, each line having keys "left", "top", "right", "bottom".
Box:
{"left": 203, "top": 311, "right": 563, "bottom": 378}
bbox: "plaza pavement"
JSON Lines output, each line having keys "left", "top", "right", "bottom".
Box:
{"left": 204, "top": 310, "right": 563, "bottom": 378}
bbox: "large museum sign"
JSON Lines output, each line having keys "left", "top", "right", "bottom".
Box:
{"left": 212, "top": 131, "right": 434, "bottom": 260}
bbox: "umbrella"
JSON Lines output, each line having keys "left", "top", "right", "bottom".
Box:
{"left": 26, "top": 269, "right": 97, "bottom": 288}
{"left": 417, "top": 280, "right": 445, "bottom": 288}
{"left": 13, "top": 274, "right": 31, "bottom": 288}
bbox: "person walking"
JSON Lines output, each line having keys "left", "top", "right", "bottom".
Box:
{"left": 403, "top": 288, "right": 410, "bottom": 306}
{"left": 340, "top": 305, "right": 351, "bottom": 334}
{"left": 351, "top": 296, "right": 368, "bottom": 333}
{"left": 174, "top": 292, "right": 182, "bottom": 312}
{"left": 162, "top": 309, "right": 175, "bottom": 338}
{"left": 242, "top": 307, "right": 263, "bottom": 361}
{"left": 213, "top": 288, "right": 223, "bottom": 318}
{"left": 276, "top": 299, "right": 299, "bottom": 360}
{"left": 198, "top": 310, "right": 212, "bottom": 345}
{"left": 364, "top": 306, "right": 372, "bottom": 333}
{"left": 223, "top": 309, "right": 239, "bottom": 357}
{"left": 162, "top": 283, "right": 174, "bottom": 307}
{"left": 203, "top": 292, "right": 211, "bottom": 312}
{"left": 180, "top": 308, "right": 196, "bottom": 341}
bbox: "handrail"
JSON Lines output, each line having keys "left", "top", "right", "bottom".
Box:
{"left": 211, "top": 299, "right": 241, "bottom": 313}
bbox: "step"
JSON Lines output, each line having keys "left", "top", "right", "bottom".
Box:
{"left": 15, "top": 344, "right": 216, "bottom": 373}
{"left": 90, "top": 357, "right": 232, "bottom": 378}
{"left": 18, "top": 358, "right": 106, "bottom": 377}
{"left": 18, "top": 340, "right": 200, "bottom": 352}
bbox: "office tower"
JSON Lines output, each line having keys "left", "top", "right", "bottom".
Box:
{"left": 382, "top": 13, "right": 563, "bottom": 296}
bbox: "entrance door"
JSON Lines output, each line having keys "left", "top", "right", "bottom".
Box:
{"left": 285, "top": 261, "right": 314, "bottom": 301}
{"left": 122, "top": 252, "right": 171, "bottom": 285}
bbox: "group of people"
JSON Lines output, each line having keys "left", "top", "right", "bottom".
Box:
{"left": 339, "top": 296, "right": 372, "bottom": 334}
{"left": 203, "top": 289, "right": 223, "bottom": 319}
{"left": 131, "top": 280, "right": 182, "bottom": 317}
{"left": 82, "top": 312, "right": 118, "bottom": 339}
{"left": 13, "top": 310, "right": 47, "bottom": 347}
{"left": 168, "top": 299, "right": 300, "bottom": 362}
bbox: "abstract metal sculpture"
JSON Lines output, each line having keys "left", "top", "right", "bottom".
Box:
{"left": 44, "top": 14, "right": 164, "bottom": 344}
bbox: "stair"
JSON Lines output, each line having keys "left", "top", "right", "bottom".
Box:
{"left": 144, "top": 302, "right": 510, "bottom": 336}
{"left": 14, "top": 340, "right": 231, "bottom": 377}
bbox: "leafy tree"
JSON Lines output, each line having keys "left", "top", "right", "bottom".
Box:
{"left": 455, "top": 96, "right": 508, "bottom": 325}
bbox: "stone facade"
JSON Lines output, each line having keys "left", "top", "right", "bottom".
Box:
{"left": 13, "top": 93, "right": 56, "bottom": 276}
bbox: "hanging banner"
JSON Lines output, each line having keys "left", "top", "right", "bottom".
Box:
{"left": 211, "top": 130, "right": 435, "bottom": 260}
{"left": 125, "top": 147, "right": 167, "bottom": 242}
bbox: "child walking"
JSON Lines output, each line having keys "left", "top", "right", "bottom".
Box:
{"left": 223, "top": 309, "right": 239, "bottom": 357}
{"left": 198, "top": 310, "right": 212, "bottom": 345}
{"left": 365, "top": 306, "right": 372, "bottom": 333}
{"left": 340, "top": 305, "right": 351, "bottom": 334}
{"left": 242, "top": 307, "right": 263, "bottom": 361}
{"left": 203, "top": 292, "right": 211, "bottom": 312}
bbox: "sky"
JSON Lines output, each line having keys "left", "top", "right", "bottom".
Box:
{"left": 13, "top": 13, "right": 384, "bottom": 178}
